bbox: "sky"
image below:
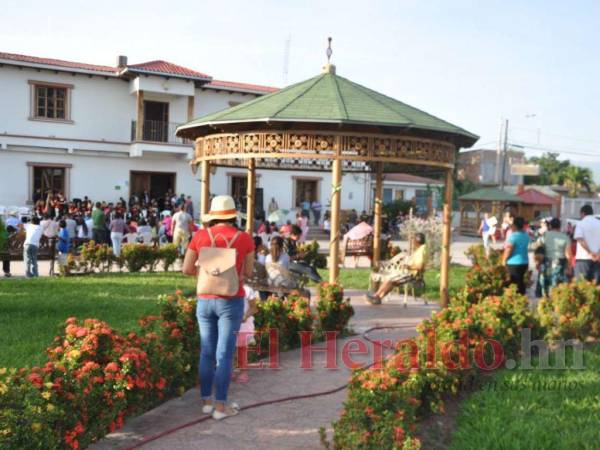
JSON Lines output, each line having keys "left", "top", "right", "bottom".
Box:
{"left": 3, "top": 0, "right": 600, "bottom": 182}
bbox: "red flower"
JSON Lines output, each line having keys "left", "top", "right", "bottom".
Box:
{"left": 170, "top": 328, "right": 183, "bottom": 339}
{"left": 75, "top": 328, "right": 89, "bottom": 338}
{"left": 156, "top": 377, "right": 167, "bottom": 390}
{"left": 394, "top": 426, "right": 405, "bottom": 443}
{"left": 27, "top": 373, "right": 43, "bottom": 388}
{"left": 105, "top": 362, "right": 119, "bottom": 373}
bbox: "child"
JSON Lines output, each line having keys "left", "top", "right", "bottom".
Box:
{"left": 233, "top": 285, "right": 258, "bottom": 383}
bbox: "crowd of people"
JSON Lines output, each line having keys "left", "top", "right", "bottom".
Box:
{"left": 1, "top": 189, "right": 197, "bottom": 278}
{"left": 479, "top": 205, "right": 600, "bottom": 296}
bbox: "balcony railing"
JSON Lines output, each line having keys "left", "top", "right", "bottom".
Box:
{"left": 131, "top": 120, "right": 188, "bottom": 144}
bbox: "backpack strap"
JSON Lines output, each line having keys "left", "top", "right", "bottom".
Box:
{"left": 206, "top": 227, "right": 217, "bottom": 247}
{"left": 207, "top": 227, "right": 240, "bottom": 249}
{"left": 227, "top": 231, "right": 241, "bottom": 248}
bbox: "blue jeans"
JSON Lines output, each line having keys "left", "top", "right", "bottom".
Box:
{"left": 196, "top": 297, "right": 244, "bottom": 403}
{"left": 24, "top": 244, "right": 39, "bottom": 277}
{"left": 575, "top": 260, "right": 600, "bottom": 284}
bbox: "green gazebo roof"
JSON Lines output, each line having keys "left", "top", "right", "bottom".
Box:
{"left": 177, "top": 70, "right": 478, "bottom": 146}
{"left": 459, "top": 187, "right": 523, "bottom": 202}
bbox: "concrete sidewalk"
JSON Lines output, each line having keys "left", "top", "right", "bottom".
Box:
{"left": 90, "top": 292, "right": 437, "bottom": 450}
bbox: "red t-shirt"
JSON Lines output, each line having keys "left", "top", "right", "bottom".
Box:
{"left": 188, "top": 225, "right": 255, "bottom": 298}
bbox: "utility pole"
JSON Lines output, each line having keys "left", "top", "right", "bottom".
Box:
{"left": 500, "top": 118, "right": 509, "bottom": 189}
{"left": 495, "top": 119, "right": 504, "bottom": 184}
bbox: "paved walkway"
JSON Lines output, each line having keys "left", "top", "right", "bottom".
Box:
{"left": 90, "top": 291, "right": 438, "bottom": 450}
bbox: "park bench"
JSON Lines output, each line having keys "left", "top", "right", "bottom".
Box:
{"left": 341, "top": 234, "right": 390, "bottom": 268}
{"left": 0, "top": 232, "right": 57, "bottom": 275}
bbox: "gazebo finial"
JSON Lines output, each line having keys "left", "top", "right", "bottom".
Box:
{"left": 322, "top": 36, "right": 336, "bottom": 74}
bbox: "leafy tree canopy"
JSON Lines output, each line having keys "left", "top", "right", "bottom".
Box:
{"left": 524, "top": 152, "right": 595, "bottom": 197}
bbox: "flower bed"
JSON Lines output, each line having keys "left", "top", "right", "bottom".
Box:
{"left": 327, "top": 245, "right": 552, "bottom": 449}
{"left": 0, "top": 284, "right": 352, "bottom": 449}
{"left": 0, "top": 292, "right": 197, "bottom": 449}
{"left": 61, "top": 242, "right": 179, "bottom": 275}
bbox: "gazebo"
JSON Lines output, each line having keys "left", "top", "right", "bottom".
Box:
{"left": 458, "top": 187, "right": 522, "bottom": 235}
{"left": 176, "top": 48, "right": 478, "bottom": 306}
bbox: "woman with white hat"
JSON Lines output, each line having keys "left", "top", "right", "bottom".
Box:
{"left": 183, "top": 195, "right": 255, "bottom": 420}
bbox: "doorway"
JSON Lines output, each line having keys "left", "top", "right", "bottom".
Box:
{"left": 230, "top": 175, "right": 247, "bottom": 210}
{"left": 294, "top": 178, "right": 319, "bottom": 207}
{"left": 143, "top": 101, "right": 169, "bottom": 142}
{"left": 130, "top": 171, "right": 176, "bottom": 202}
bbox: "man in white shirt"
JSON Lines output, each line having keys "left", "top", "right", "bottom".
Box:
{"left": 24, "top": 216, "right": 43, "bottom": 277}
{"left": 171, "top": 205, "right": 193, "bottom": 255}
{"left": 573, "top": 205, "right": 600, "bottom": 283}
{"left": 41, "top": 215, "right": 59, "bottom": 239}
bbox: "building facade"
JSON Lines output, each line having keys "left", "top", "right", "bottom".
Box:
{"left": 0, "top": 51, "right": 437, "bottom": 221}
{"left": 457, "top": 148, "right": 525, "bottom": 186}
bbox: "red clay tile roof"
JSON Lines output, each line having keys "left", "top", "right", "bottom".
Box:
{"left": 207, "top": 79, "right": 279, "bottom": 93}
{"left": 377, "top": 173, "right": 443, "bottom": 185}
{"left": 0, "top": 51, "right": 115, "bottom": 73}
{"left": 126, "top": 60, "right": 211, "bottom": 80}
{"left": 0, "top": 51, "right": 276, "bottom": 94}
{"left": 517, "top": 189, "right": 557, "bottom": 206}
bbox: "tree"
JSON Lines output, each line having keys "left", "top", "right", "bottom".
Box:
{"left": 524, "top": 152, "right": 570, "bottom": 186}
{"left": 563, "top": 165, "right": 595, "bottom": 197}
{"left": 524, "top": 152, "right": 595, "bottom": 196}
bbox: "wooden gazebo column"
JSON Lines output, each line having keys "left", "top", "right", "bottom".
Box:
{"left": 329, "top": 156, "right": 342, "bottom": 284}
{"left": 439, "top": 168, "right": 454, "bottom": 307}
{"left": 246, "top": 158, "right": 256, "bottom": 234}
{"left": 200, "top": 160, "right": 211, "bottom": 224}
{"left": 372, "top": 162, "right": 384, "bottom": 268}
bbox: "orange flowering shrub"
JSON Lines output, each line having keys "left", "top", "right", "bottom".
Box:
{"left": 538, "top": 279, "right": 600, "bottom": 340}
{"left": 254, "top": 294, "right": 314, "bottom": 351}
{"left": 0, "top": 291, "right": 198, "bottom": 449}
{"left": 330, "top": 262, "right": 542, "bottom": 449}
{"left": 315, "top": 283, "right": 354, "bottom": 335}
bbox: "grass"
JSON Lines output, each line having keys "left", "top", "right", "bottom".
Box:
{"left": 450, "top": 344, "right": 600, "bottom": 449}
{"left": 315, "top": 265, "right": 470, "bottom": 301}
{"left": 0, "top": 273, "right": 195, "bottom": 368}
{"left": 0, "top": 265, "right": 469, "bottom": 368}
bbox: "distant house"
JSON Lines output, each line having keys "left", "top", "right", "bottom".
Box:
{"left": 458, "top": 185, "right": 561, "bottom": 235}
{"left": 457, "top": 148, "right": 526, "bottom": 186}
{"left": 458, "top": 188, "right": 522, "bottom": 235}
{"left": 367, "top": 173, "right": 443, "bottom": 215}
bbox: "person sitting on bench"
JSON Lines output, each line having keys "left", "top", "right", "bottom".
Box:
{"left": 366, "top": 233, "right": 427, "bottom": 304}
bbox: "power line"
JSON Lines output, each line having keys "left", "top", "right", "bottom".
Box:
{"left": 509, "top": 126, "right": 600, "bottom": 146}
{"left": 509, "top": 140, "right": 600, "bottom": 159}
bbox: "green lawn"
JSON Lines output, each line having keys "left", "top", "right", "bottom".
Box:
{"left": 315, "top": 265, "right": 470, "bottom": 300}
{"left": 450, "top": 344, "right": 600, "bottom": 449}
{"left": 0, "top": 273, "right": 195, "bottom": 369}
{"left": 0, "top": 266, "right": 469, "bottom": 369}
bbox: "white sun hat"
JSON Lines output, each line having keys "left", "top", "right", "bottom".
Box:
{"left": 203, "top": 195, "right": 238, "bottom": 222}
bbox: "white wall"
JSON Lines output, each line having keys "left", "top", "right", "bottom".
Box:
{"left": 210, "top": 167, "right": 366, "bottom": 217}
{"left": 0, "top": 67, "right": 373, "bottom": 216}
{"left": 133, "top": 76, "right": 194, "bottom": 97}
{"left": 0, "top": 66, "right": 135, "bottom": 142}
{"left": 0, "top": 148, "right": 200, "bottom": 212}
{"left": 194, "top": 89, "right": 260, "bottom": 118}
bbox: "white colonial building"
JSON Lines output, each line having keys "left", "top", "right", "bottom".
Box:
{"left": 0, "top": 51, "right": 440, "bottom": 219}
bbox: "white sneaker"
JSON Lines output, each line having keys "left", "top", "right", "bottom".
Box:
{"left": 212, "top": 402, "right": 240, "bottom": 420}
{"left": 202, "top": 403, "right": 214, "bottom": 414}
